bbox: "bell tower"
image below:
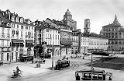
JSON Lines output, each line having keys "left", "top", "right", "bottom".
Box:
{"left": 84, "top": 19, "right": 90, "bottom": 34}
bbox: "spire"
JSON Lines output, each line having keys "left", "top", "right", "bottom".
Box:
{"left": 112, "top": 15, "right": 121, "bottom": 26}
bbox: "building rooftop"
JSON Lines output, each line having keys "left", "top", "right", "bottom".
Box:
{"left": 103, "top": 15, "right": 122, "bottom": 27}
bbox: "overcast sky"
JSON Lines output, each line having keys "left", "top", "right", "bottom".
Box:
{"left": 0, "top": 0, "right": 124, "bottom": 33}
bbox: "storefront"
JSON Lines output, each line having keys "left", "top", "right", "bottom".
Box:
{"left": 11, "top": 39, "right": 24, "bottom": 62}
{"left": 0, "top": 47, "right": 10, "bottom": 63}
{"left": 25, "top": 40, "right": 34, "bottom": 56}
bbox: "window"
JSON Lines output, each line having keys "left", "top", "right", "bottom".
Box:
{"left": 29, "top": 26, "right": 30, "bottom": 30}
{"left": 21, "top": 26, "right": 23, "bottom": 29}
{"left": 32, "top": 26, "right": 33, "bottom": 30}
{"left": 26, "top": 26, "right": 28, "bottom": 29}
{"left": 50, "top": 34, "right": 51, "bottom": 39}
{"left": 109, "top": 28, "right": 110, "bottom": 31}
{"left": 86, "top": 24, "right": 88, "bottom": 27}
{"left": 16, "top": 31, "right": 19, "bottom": 36}
{"left": 12, "top": 30, "right": 15, "bottom": 36}
{"left": 56, "top": 35, "right": 57, "bottom": 39}
{"left": 7, "top": 53, "right": 9, "bottom": 61}
{"left": 1, "top": 53, "right": 3, "bottom": 61}
{"left": 115, "top": 41, "right": 117, "bottom": 44}
{"left": 17, "top": 25, "right": 19, "bottom": 28}
{"left": 46, "top": 29, "right": 49, "bottom": 32}
{"left": 12, "top": 52, "right": 13, "bottom": 60}
{"left": 119, "top": 41, "right": 121, "bottom": 44}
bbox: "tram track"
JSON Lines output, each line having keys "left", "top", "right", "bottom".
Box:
{"left": 23, "top": 60, "right": 86, "bottom": 81}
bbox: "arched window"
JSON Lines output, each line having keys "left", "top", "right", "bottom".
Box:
{"left": 12, "top": 30, "right": 15, "bottom": 36}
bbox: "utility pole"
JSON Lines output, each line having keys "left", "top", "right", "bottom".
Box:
{"left": 91, "top": 50, "right": 93, "bottom": 81}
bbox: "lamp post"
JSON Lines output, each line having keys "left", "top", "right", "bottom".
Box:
{"left": 89, "top": 49, "right": 94, "bottom": 81}
{"left": 10, "top": 42, "right": 12, "bottom": 63}
{"left": 52, "top": 45, "right": 54, "bottom": 70}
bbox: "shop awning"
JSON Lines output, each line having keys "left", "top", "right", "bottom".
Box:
{"left": 26, "top": 40, "right": 33, "bottom": 43}
{"left": 12, "top": 39, "right": 24, "bottom": 43}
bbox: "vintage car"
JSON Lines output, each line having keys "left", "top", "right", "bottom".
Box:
{"left": 55, "top": 59, "right": 70, "bottom": 70}
{"left": 75, "top": 69, "right": 112, "bottom": 80}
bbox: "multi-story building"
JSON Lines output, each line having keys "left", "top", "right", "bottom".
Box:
{"left": 62, "top": 9, "right": 82, "bottom": 55}
{"left": 100, "top": 15, "right": 124, "bottom": 51}
{"left": 10, "top": 11, "right": 34, "bottom": 62}
{"left": 59, "top": 22, "right": 72, "bottom": 56}
{"left": 81, "top": 33, "right": 89, "bottom": 54}
{"left": 35, "top": 10, "right": 75, "bottom": 57}
{"left": 54, "top": 9, "right": 77, "bottom": 56}
{"left": 0, "top": 10, "right": 11, "bottom": 63}
{"left": 80, "top": 19, "right": 90, "bottom": 54}
{"left": 0, "top": 9, "right": 35, "bottom": 62}
{"left": 88, "top": 33, "right": 108, "bottom": 51}
{"left": 35, "top": 18, "right": 60, "bottom": 57}
{"left": 72, "top": 29, "right": 81, "bottom": 54}
{"left": 81, "top": 19, "right": 108, "bottom": 53}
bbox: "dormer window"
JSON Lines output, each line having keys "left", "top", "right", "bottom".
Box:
{"left": 20, "top": 17, "right": 24, "bottom": 23}
{"left": 16, "top": 16, "right": 19, "bottom": 22}
{"left": 11, "top": 16, "right": 15, "bottom": 21}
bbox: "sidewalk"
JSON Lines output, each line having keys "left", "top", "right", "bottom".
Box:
{"left": 0, "top": 59, "right": 54, "bottom": 81}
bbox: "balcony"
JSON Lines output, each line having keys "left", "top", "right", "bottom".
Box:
{"left": 0, "top": 33, "right": 10, "bottom": 39}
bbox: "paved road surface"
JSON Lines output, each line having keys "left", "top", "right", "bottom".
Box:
{"left": 8, "top": 56, "right": 124, "bottom": 81}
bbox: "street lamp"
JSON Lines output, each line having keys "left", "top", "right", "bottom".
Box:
{"left": 52, "top": 45, "right": 54, "bottom": 70}
{"left": 10, "top": 42, "right": 12, "bottom": 63}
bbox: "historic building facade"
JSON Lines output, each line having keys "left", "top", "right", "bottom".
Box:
{"left": 81, "top": 19, "right": 108, "bottom": 54}
{"left": 0, "top": 9, "right": 35, "bottom": 62}
{"left": 100, "top": 15, "right": 124, "bottom": 51}
{"left": 0, "top": 10, "right": 11, "bottom": 63}
{"left": 35, "top": 18, "right": 60, "bottom": 57}
{"left": 88, "top": 33, "right": 108, "bottom": 51}
{"left": 81, "top": 34, "right": 89, "bottom": 54}
{"left": 35, "top": 9, "right": 76, "bottom": 57}
{"left": 81, "top": 33, "right": 108, "bottom": 53}
{"left": 80, "top": 19, "right": 90, "bottom": 54}
{"left": 72, "top": 29, "right": 81, "bottom": 54}
{"left": 62, "top": 9, "right": 81, "bottom": 55}
{"left": 10, "top": 12, "right": 34, "bottom": 62}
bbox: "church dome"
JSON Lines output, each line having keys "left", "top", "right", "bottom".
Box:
{"left": 65, "top": 9, "right": 71, "bottom": 16}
